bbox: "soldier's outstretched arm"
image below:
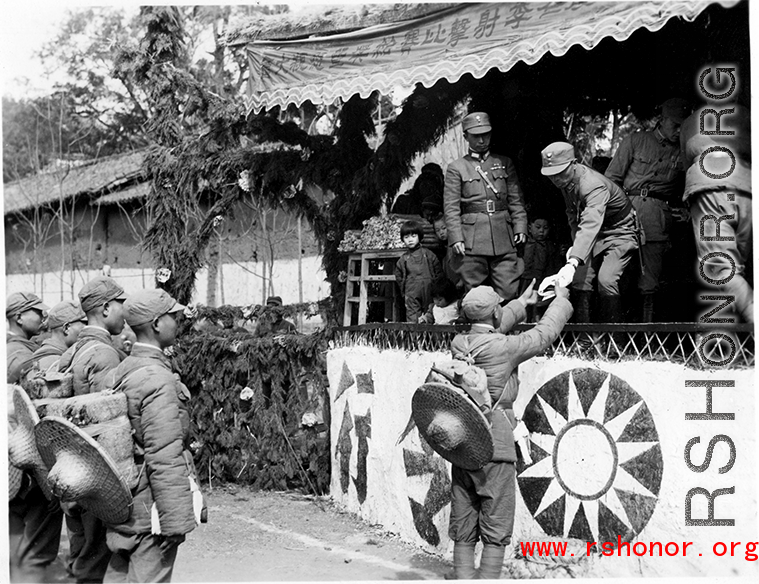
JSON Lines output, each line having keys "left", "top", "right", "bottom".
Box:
{"left": 508, "top": 292, "right": 573, "bottom": 365}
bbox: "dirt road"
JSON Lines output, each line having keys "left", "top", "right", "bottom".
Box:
{"left": 48, "top": 485, "right": 451, "bottom": 582}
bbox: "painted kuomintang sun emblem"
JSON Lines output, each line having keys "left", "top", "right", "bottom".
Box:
{"left": 516, "top": 368, "right": 663, "bottom": 543}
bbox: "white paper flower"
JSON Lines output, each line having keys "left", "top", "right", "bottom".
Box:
{"left": 238, "top": 170, "right": 251, "bottom": 192}
{"left": 156, "top": 268, "right": 172, "bottom": 283}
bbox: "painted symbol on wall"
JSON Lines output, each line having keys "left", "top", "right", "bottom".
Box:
{"left": 516, "top": 368, "right": 662, "bottom": 543}
{"left": 334, "top": 360, "right": 373, "bottom": 503}
{"left": 401, "top": 436, "right": 451, "bottom": 547}
{"left": 336, "top": 402, "right": 354, "bottom": 495}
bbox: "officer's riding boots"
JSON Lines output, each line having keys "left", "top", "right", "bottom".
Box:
{"left": 599, "top": 294, "right": 626, "bottom": 356}
{"left": 599, "top": 294, "right": 623, "bottom": 324}
{"left": 571, "top": 290, "right": 592, "bottom": 323}
{"left": 478, "top": 543, "right": 506, "bottom": 579}
{"left": 453, "top": 541, "right": 477, "bottom": 579}
{"left": 641, "top": 293, "right": 655, "bottom": 323}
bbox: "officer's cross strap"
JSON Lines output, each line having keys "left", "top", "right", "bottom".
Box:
{"left": 475, "top": 165, "right": 500, "bottom": 197}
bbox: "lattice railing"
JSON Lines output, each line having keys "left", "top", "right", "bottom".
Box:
{"left": 334, "top": 323, "right": 754, "bottom": 369}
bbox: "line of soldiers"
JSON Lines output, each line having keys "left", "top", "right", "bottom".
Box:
{"left": 7, "top": 276, "right": 198, "bottom": 583}
{"left": 443, "top": 102, "right": 752, "bottom": 323}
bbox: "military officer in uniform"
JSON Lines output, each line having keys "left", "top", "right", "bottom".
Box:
{"left": 605, "top": 98, "right": 691, "bottom": 321}
{"left": 681, "top": 105, "right": 752, "bottom": 323}
{"left": 443, "top": 112, "right": 527, "bottom": 301}
{"left": 539, "top": 142, "right": 638, "bottom": 323}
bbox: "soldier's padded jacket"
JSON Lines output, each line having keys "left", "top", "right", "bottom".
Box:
{"left": 6, "top": 333, "right": 37, "bottom": 383}
{"left": 451, "top": 296, "right": 573, "bottom": 462}
{"left": 443, "top": 152, "right": 527, "bottom": 255}
{"left": 108, "top": 343, "right": 196, "bottom": 537}
{"left": 32, "top": 336, "right": 67, "bottom": 373}
{"left": 58, "top": 326, "right": 122, "bottom": 394}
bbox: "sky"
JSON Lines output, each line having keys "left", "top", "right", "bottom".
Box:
{"left": 0, "top": 1, "right": 143, "bottom": 99}
{"left": 0, "top": 1, "right": 370, "bottom": 100}
{"left": 1, "top": 2, "right": 73, "bottom": 98}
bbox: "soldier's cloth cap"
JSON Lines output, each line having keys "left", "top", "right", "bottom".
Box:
{"left": 266, "top": 296, "right": 283, "bottom": 307}
{"left": 79, "top": 276, "right": 127, "bottom": 313}
{"left": 462, "top": 112, "right": 492, "bottom": 135}
{"left": 661, "top": 98, "right": 691, "bottom": 124}
{"left": 6, "top": 292, "right": 49, "bottom": 318}
{"left": 541, "top": 142, "right": 576, "bottom": 176}
{"left": 461, "top": 286, "right": 502, "bottom": 321}
{"left": 124, "top": 289, "right": 185, "bottom": 327}
{"left": 46, "top": 300, "right": 87, "bottom": 329}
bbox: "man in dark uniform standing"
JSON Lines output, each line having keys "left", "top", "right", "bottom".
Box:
{"left": 57, "top": 276, "right": 128, "bottom": 583}
{"left": 443, "top": 112, "right": 527, "bottom": 301}
{"left": 539, "top": 142, "right": 638, "bottom": 323}
{"left": 32, "top": 299, "right": 87, "bottom": 373}
{"left": 6, "top": 292, "right": 65, "bottom": 583}
{"left": 605, "top": 98, "right": 691, "bottom": 321}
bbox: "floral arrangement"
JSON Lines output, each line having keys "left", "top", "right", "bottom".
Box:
{"left": 337, "top": 214, "right": 403, "bottom": 252}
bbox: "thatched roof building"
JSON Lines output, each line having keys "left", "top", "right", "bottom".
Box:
{"left": 3, "top": 150, "right": 147, "bottom": 216}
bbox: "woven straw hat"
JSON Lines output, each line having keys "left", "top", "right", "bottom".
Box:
{"left": 8, "top": 387, "right": 52, "bottom": 500}
{"left": 8, "top": 462, "right": 23, "bottom": 500}
{"left": 412, "top": 382, "right": 493, "bottom": 470}
{"left": 35, "top": 416, "right": 132, "bottom": 524}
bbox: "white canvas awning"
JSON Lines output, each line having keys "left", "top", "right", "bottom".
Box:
{"left": 242, "top": 1, "right": 737, "bottom": 113}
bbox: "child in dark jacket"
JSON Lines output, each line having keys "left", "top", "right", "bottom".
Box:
{"left": 395, "top": 220, "right": 444, "bottom": 323}
{"left": 520, "top": 216, "right": 564, "bottom": 297}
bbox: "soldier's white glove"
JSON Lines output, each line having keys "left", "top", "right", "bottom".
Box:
{"left": 556, "top": 261, "right": 578, "bottom": 287}
{"left": 537, "top": 275, "right": 557, "bottom": 299}
{"left": 565, "top": 246, "right": 574, "bottom": 262}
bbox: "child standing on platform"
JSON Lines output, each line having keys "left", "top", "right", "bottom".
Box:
{"left": 395, "top": 220, "right": 444, "bottom": 323}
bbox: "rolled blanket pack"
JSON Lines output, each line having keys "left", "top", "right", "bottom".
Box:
{"left": 34, "top": 392, "right": 138, "bottom": 490}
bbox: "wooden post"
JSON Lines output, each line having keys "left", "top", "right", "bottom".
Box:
{"left": 297, "top": 214, "right": 303, "bottom": 330}
{"left": 219, "top": 231, "right": 225, "bottom": 305}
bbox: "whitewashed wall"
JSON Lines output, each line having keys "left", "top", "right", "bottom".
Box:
{"left": 327, "top": 347, "right": 757, "bottom": 578}
{"left": 4, "top": 255, "right": 329, "bottom": 307}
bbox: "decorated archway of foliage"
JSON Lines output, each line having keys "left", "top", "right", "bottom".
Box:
{"left": 116, "top": 7, "right": 475, "bottom": 322}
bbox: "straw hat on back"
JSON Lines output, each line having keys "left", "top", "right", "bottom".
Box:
{"left": 8, "top": 463, "right": 23, "bottom": 500}
{"left": 8, "top": 387, "right": 52, "bottom": 500}
{"left": 35, "top": 417, "right": 132, "bottom": 524}
{"left": 412, "top": 382, "right": 493, "bottom": 470}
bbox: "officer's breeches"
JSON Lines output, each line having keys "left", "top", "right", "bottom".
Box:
{"left": 458, "top": 252, "right": 522, "bottom": 301}
{"left": 573, "top": 239, "right": 637, "bottom": 296}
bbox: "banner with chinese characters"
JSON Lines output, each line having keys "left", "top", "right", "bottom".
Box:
{"left": 243, "top": 0, "right": 735, "bottom": 112}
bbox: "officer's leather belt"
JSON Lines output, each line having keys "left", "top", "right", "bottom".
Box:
{"left": 604, "top": 198, "right": 634, "bottom": 225}
{"left": 461, "top": 199, "right": 509, "bottom": 214}
{"left": 626, "top": 188, "right": 671, "bottom": 202}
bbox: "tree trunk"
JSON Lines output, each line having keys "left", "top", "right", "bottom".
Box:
{"left": 206, "top": 229, "right": 220, "bottom": 307}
